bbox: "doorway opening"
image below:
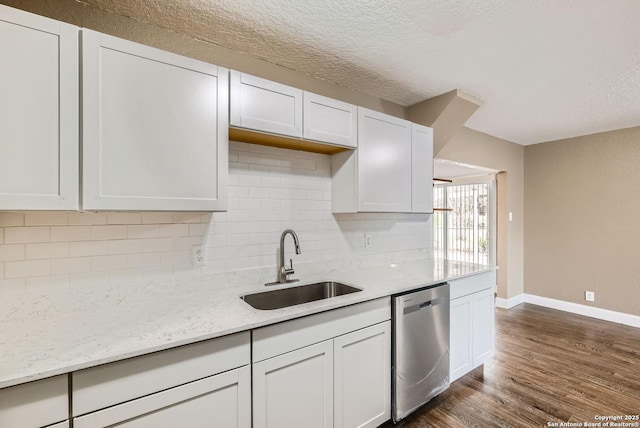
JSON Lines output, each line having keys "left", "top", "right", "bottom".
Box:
{"left": 433, "top": 160, "right": 497, "bottom": 267}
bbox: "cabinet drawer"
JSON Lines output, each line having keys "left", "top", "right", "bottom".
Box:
{"left": 0, "top": 375, "right": 68, "bottom": 428}
{"left": 74, "top": 366, "right": 250, "bottom": 428}
{"left": 73, "top": 332, "right": 250, "bottom": 416}
{"left": 253, "top": 298, "right": 390, "bottom": 362}
{"left": 449, "top": 271, "right": 495, "bottom": 300}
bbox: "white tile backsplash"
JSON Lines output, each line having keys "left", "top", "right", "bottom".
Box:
{"left": 0, "top": 141, "right": 432, "bottom": 294}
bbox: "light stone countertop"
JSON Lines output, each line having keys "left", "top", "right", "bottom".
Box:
{"left": 0, "top": 254, "right": 493, "bottom": 389}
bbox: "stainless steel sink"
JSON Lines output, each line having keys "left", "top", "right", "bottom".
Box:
{"left": 241, "top": 281, "right": 362, "bottom": 310}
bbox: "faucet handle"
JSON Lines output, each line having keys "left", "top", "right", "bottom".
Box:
{"left": 283, "top": 258, "right": 295, "bottom": 276}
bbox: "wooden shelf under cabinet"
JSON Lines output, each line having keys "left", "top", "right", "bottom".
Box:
{"left": 229, "top": 127, "right": 350, "bottom": 155}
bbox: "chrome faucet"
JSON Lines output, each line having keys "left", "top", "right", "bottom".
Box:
{"left": 266, "top": 229, "right": 301, "bottom": 285}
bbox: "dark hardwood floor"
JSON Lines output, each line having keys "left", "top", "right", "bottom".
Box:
{"left": 383, "top": 303, "right": 640, "bottom": 427}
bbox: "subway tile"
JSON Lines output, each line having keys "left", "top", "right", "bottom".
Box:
{"left": 108, "top": 268, "right": 143, "bottom": 284}
{"left": 0, "top": 213, "right": 25, "bottom": 227}
{"left": 0, "top": 244, "right": 25, "bottom": 262}
{"left": 260, "top": 176, "right": 281, "bottom": 188}
{"left": 229, "top": 186, "right": 249, "bottom": 198}
{"left": 128, "top": 253, "right": 161, "bottom": 268}
{"left": 68, "top": 241, "right": 109, "bottom": 257}
{"left": 26, "top": 275, "right": 69, "bottom": 293}
{"left": 172, "top": 213, "right": 203, "bottom": 224}
{"left": 26, "top": 243, "right": 69, "bottom": 260}
{"left": 51, "top": 226, "right": 91, "bottom": 242}
{"left": 238, "top": 174, "right": 261, "bottom": 187}
{"left": 229, "top": 162, "right": 249, "bottom": 172}
{"left": 159, "top": 224, "right": 189, "bottom": 237}
{"left": 92, "top": 255, "right": 128, "bottom": 271}
{"left": 91, "top": 225, "right": 128, "bottom": 241}
{"left": 237, "top": 151, "right": 261, "bottom": 164}
{"left": 5, "top": 260, "right": 50, "bottom": 278}
{"left": 108, "top": 239, "right": 143, "bottom": 254}
{"left": 141, "top": 212, "right": 174, "bottom": 224}
{"left": 5, "top": 227, "right": 50, "bottom": 244}
{"left": 67, "top": 212, "right": 108, "bottom": 225}
{"left": 160, "top": 250, "right": 190, "bottom": 265}
{"left": 189, "top": 223, "right": 208, "bottom": 236}
{"left": 25, "top": 212, "right": 68, "bottom": 226}
{"left": 229, "top": 141, "right": 254, "bottom": 152}
{"left": 107, "top": 213, "right": 142, "bottom": 225}
{"left": 68, "top": 272, "right": 109, "bottom": 289}
{"left": 142, "top": 238, "right": 174, "bottom": 253}
{"left": 248, "top": 164, "right": 270, "bottom": 175}
{"left": 128, "top": 225, "right": 160, "bottom": 239}
{"left": 52, "top": 257, "right": 92, "bottom": 274}
{"left": 0, "top": 278, "right": 26, "bottom": 296}
{"left": 172, "top": 236, "right": 202, "bottom": 250}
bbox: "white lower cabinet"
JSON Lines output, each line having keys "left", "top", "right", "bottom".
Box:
{"left": 72, "top": 332, "right": 250, "bottom": 427}
{"left": 252, "top": 298, "right": 391, "bottom": 428}
{"left": 74, "top": 366, "right": 250, "bottom": 428}
{"left": 450, "top": 295, "right": 473, "bottom": 381}
{"left": 334, "top": 322, "right": 391, "bottom": 428}
{"left": 0, "top": 375, "right": 68, "bottom": 428}
{"left": 449, "top": 273, "right": 495, "bottom": 382}
{"left": 253, "top": 340, "right": 334, "bottom": 428}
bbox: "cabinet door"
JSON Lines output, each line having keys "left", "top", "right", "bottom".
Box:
{"left": 334, "top": 322, "right": 391, "bottom": 428}
{"left": 450, "top": 296, "right": 472, "bottom": 382}
{"left": 253, "top": 340, "right": 333, "bottom": 428}
{"left": 411, "top": 123, "right": 434, "bottom": 213}
{"left": 472, "top": 288, "right": 495, "bottom": 366}
{"left": 0, "top": 5, "right": 78, "bottom": 210}
{"left": 230, "top": 71, "right": 302, "bottom": 138}
{"left": 357, "top": 108, "right": 412, "bottom": 212}
{"left": 82, "top": 29, "right": 228, "bottom": 211}
{"left": 304, "top": 92, "right": 357, "bottom": 148}
{"left": 0, "top": 374, "right": 68, "bottom": 428}
{"left": 74, "top": 366, "right": 250, "bottom": 428}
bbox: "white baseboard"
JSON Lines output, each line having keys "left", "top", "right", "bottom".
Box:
{"left": 495, "top": 294, "right": 525, "bottom": 309}
{"left": 498, "top": 293, "right": 640, "bottom": 328}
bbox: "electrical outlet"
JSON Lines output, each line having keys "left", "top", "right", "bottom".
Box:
{"left": 192, "top": 245, "right": 205, "bottom": 266}
{"left": 364, "top": 233, "right": 372, "bottom": 248}
{"left": 585, "top": 291, "right": 595, "bottom": 302}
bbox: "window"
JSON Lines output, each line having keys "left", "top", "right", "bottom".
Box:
{"left": 433, "top": 181, "right": 494, "bottom": 265}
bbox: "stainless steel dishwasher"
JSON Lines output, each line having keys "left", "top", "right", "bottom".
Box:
{"left": 392, "top": 282, "right": 450, "bottom": 422}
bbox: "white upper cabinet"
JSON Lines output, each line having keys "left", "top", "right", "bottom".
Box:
{"left": 230, "top": 71, "right": 303, "bottom": 138}
{"left": 0, "top": 5, "right": 79, "bottom": 210}
{"left": 411, "top": 123, "right": 434, "bottom": 213}
{"left": 303, "top": 92, "right": 357, "bottom": 148}
{"left": 332, "top": 108, "right": 433, "bottom": 213}
{"left": 357, "top": 108, "right": 412, "bottom": 212}
{"left": 230, "top": 71, "right": 357, "bottom": 149}
{"left": 82, "top": 29, "right": 228, "bottom": 211}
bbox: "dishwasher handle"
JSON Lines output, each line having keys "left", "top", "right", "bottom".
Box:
{"left": 403, "top": 296, "right": 445, "bottom": 315}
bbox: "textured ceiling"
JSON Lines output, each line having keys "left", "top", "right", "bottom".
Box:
{"left": 79, "top": 0, "right": 640, "bottom": 145}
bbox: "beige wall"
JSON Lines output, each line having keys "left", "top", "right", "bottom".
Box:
{"left": 438, "top": 127, "right": 525, "bottom": 300}
{"left": 0, "top": 0, "right": 406, "bottom": 118}
{"left": 524, "top": 126, "right": 640, "bottom": 316}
